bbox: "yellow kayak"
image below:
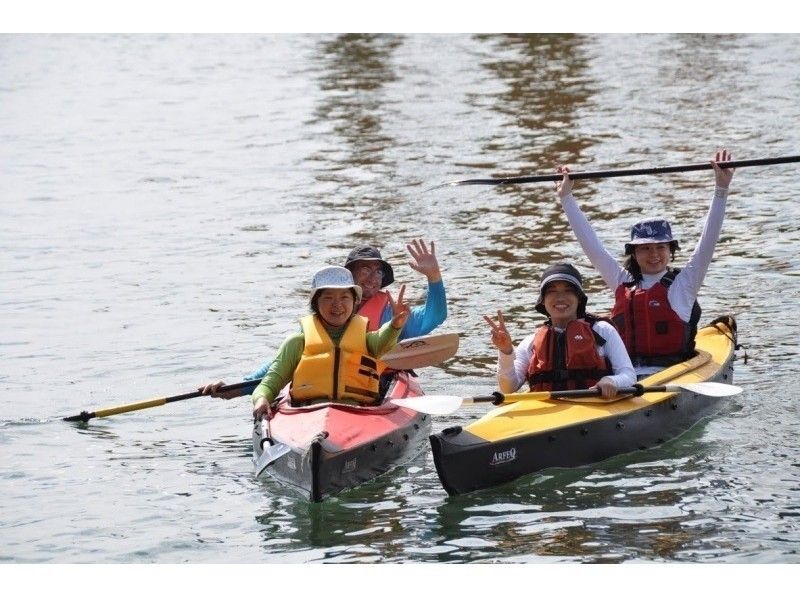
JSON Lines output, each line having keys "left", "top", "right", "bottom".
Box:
{"left": 430, "top": 316, "right": 739, "bottom": 496}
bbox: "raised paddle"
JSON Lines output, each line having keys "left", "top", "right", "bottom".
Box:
{"left": 429, "top": 155, "right": 800, "bottom": 190}
{"left": 390, "top": 382, "right": 743, "bottom": 415}
{"left": 63, "top": 332, "right": 461, "bottom": 423}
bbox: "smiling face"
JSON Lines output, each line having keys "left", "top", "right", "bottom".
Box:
{"left": 542, "top": 281, "right": 579, "bottom": 326}
{"left": 349, "top": 260, "right": 384, "bottom": 301}
{"left": 315, "top": 288, "right": 355, "bottom": 327}
{"left": 633, "top": 243, "right": 671, "bottom": 275}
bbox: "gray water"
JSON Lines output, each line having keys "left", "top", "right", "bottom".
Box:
{"left": 2, "top": 34, "right": 799, "bottom": 565}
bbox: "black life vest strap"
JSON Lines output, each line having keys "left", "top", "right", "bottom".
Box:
{"left": 529, "top": 368, "right": 614, "bottom": 384}
{"left": 344, "top": 385, "right": 380, "bottom": 400}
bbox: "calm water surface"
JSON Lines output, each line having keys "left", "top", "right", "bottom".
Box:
{"left": 2, "top": 34, "right": 799, "bottom": 565}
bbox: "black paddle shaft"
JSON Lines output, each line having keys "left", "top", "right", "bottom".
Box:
{"left": 447, "top": 155, "right": 800, "bottom": 187}
{"left": 469, "top": 385, "right": 657, "bottom": 405}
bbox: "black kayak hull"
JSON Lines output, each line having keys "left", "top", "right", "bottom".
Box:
{"left": 430, "top": 317, "right": 738, "bottom": 496}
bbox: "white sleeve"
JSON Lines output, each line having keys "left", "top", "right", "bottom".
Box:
{"left": 595, "top": 321, "right": 637, "bottom": 389}
{"left": 561, "top": 192, "right": 629, "bottom": 290}
{"left": 668, "top": 187, "right": 728, "bottom": 321}
{"left": 496, "top": 334, "right": 535, "bottom": 394}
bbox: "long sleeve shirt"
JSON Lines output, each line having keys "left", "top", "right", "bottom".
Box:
{"left": 495, "top": 320, "right": 636, "bottom": 394}
{"left": 251, "top": 319, "right": 401, "bottom": 406}
{"left": 560, "top": 187, "right": 728, "bottom": 375}
{"left": 245, "top": 279, "right": 447, "bottom": 381}
{"left": 560, "top": 187, "right": 728, "bottom": 322}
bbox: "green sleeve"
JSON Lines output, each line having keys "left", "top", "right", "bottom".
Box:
{"left": 366, "top": 321, "right": 402, "bottom": 358}
{"left": 252, "top": 332, "right": 305, "bottom": 405}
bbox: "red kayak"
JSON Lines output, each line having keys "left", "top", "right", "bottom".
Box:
{"left": 252, "top": 371, "right": 430, "bottom": 502}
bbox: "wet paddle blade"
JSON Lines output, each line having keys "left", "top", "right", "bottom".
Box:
{"left": 382, "top": 333, "right": 459, "bottom": 370}
{"left": 675, "top": 382, "right": 743, "bottom": 397}
{"left": 390, "top": 395, "right": 464, "bottom": 415}
{"left": 254, "top": 443, "right": 291, "bottom": 477}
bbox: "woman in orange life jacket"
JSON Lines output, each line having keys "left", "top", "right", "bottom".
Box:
{"left": 556, "top": 150, "right": 735, "bottom": 377}
{"left": 484, "top": 263, "right": 635, "bottom": 399}
{"left": 250, "top": 266, "right": 410, "bottom": 420}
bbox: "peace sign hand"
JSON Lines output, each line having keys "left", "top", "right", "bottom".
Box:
{"left": 388, "top": 284, "right": 411, "bottom": 330}
{"left": 483, "top": 310, "right": 514, "bottom": 355}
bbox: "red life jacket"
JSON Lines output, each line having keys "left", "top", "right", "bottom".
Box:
{"left": 526, "top": 316, "right": 613, "bottom": 391}
{"left": 611, "top": 269, "right": 701, "bottom": 367}
{"left": 357, "top": 291, "right": 390, "bottom": 332}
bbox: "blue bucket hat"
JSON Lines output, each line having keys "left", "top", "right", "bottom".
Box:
{"left": 624, "top": 218, "right": 681, "bottom": 255}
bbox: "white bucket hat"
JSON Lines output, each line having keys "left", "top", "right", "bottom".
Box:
{"left": 309, "top": 266, "right": 363, "bottom": 304}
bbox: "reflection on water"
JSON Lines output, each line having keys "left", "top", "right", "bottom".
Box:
{"left": 474, "top": 33, "right": 597, "bottom": 172}
{"left": 2, "top": 34, "right": 800, "bottom": 565}
{"left": 305, "top": 34, "right": 404, "bottom": 233}
{"left": 311, "top": 34, "right": 402, "bottom": 167}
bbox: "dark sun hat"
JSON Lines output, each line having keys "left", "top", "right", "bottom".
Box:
{"left": 534, "top": 263, "right": 588, "bottom": 317}
{"left": 343, "top": 245, "right": 395, "bottom": 288}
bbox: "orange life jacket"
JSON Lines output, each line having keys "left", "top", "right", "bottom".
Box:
{"left": 611, "top": 269, "right": 700, "bottom": 367}
{"left": 357, "top": 291, "right": 390, "bottom": 332}
{"left": 526, "top": 317, "right": 613, "bottom": 391}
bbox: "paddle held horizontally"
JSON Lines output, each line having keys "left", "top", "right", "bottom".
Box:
{"left": 62, "top": 380, "right": 261, "bottom": 423}
{"left": 63, "top": 332, "right": 460, "bottom": 423}
{"left": 432, "top": 155, "right": 800, "bottom": 189}
{"left": 390, "top": 382, "right": 743, "bottom": 415}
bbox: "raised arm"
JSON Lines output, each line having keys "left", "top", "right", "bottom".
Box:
{"left": 668, "top": 149, "right": 734, "bottom": 320}
{"left": 383, "top": 239, "right": 448, "bottom": 339}
{"left": 557, "top": 166, "right": 628, "bottom": 291}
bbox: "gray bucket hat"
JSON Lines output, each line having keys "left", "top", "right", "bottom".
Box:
{"left": 534, "top": 263, "right": 588, "bottom": 317}
{"left": 309, "top": 266, "right": 362, "bottom": 304}
{"left": 624, "top": 218, "right": 681, "bottom": 255}
{"left": 343, "top": 245, "right": 395, "bottom": 288}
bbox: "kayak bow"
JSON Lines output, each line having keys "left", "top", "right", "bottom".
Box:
{"left": 252, "top": 370, "right": 431, "bottom": 501}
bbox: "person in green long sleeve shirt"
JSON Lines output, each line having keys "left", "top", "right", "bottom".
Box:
{"left": 245, "top": 238, "right": 447, "bottom": 381}
{"left": 251, "top": 266, "right": 410, "bottom": 420}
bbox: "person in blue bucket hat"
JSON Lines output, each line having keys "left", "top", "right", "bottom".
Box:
{"left": 555, "top": 149, "right": 736, "bottom": 376}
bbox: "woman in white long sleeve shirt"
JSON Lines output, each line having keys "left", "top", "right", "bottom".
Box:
{"left": 556, "top": 150, "right": 735, "bottom": 376}
{"left": 485, "top": 263, "right": 635, "bottom": 400}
